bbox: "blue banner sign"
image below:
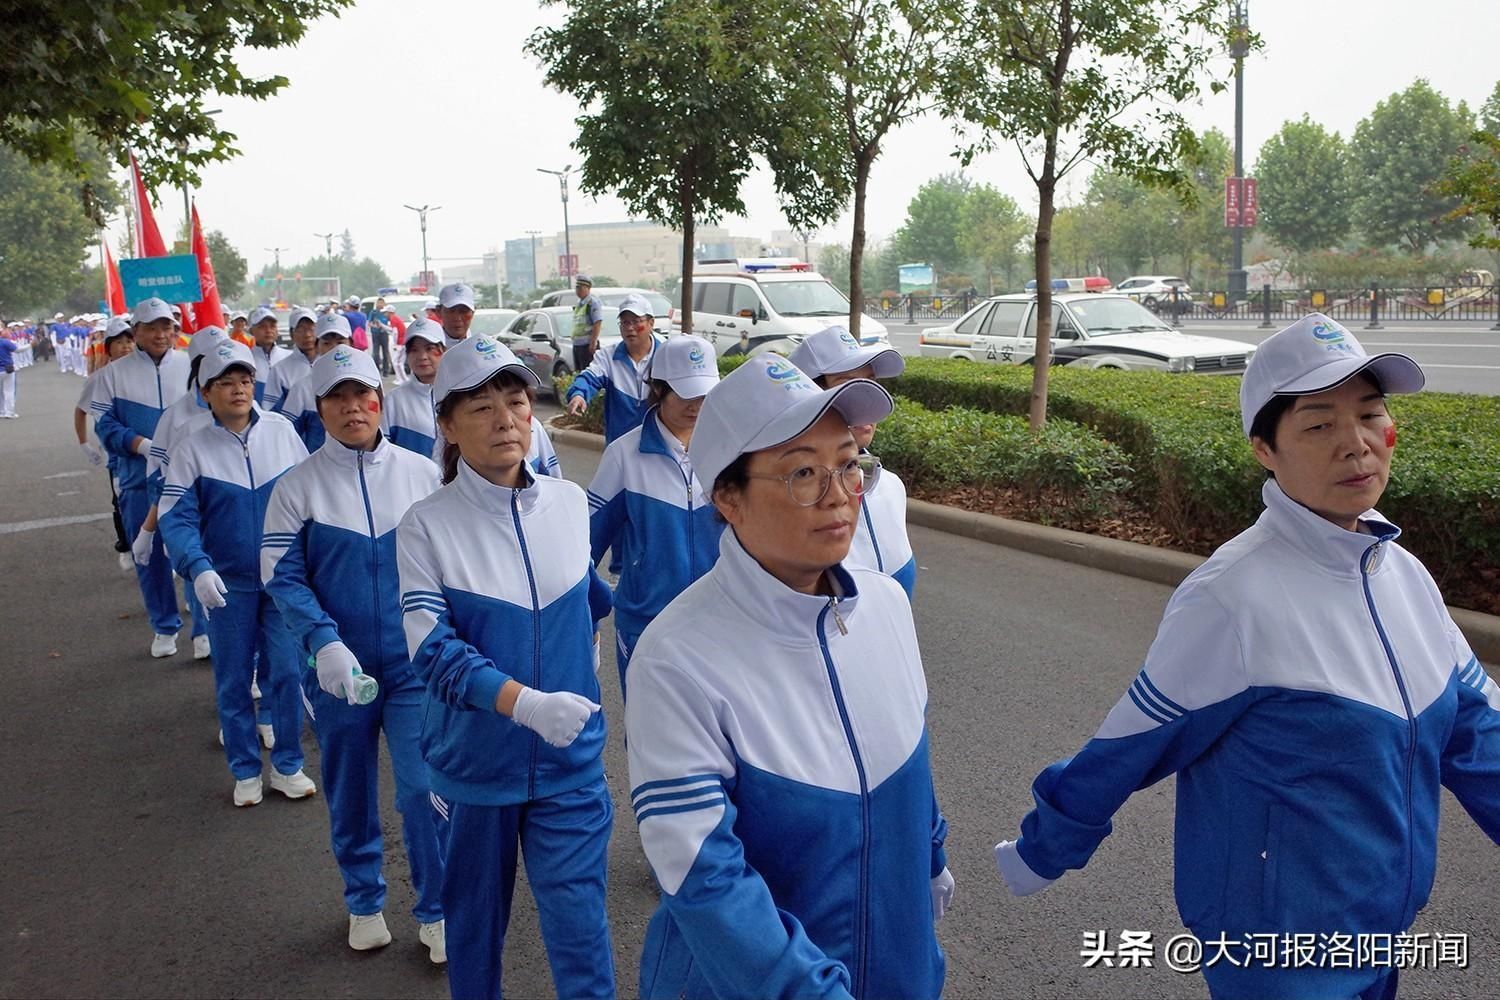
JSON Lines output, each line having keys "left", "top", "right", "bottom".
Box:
{"left": 119, "top": 254, "right": 203, "bottom": 309}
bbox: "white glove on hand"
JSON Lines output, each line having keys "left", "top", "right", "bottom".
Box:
{"left": 131, "top": 528, "right": 156, "bottom": 566}
{"left": 81, "top": 442, "right": 104, "bottom": 466}
{"left": 931, "top": 867, "right": 955, "bottom": 921}
{"left": 511, "top": 687, "right": 600, "bottom": 748}
{"left": 994, "top": 840, "right": 1057, "bottom": 897}
{"left": 132, "top": 436, "right": 153, "bottom": 457}
{"left": 315, "top": 641, "right": 361, "bottom": 705}
{"left": 192, "top": 570, "right": 229, "bottom": 616}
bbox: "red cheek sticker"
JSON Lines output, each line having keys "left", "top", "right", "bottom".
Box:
{"left": 1384, "top": 423, "right": 1397, "bottom": 449}
{"left": 365, "top": 400, "right": 380, "bottom": 414}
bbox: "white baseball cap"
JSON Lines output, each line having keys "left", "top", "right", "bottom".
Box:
{"left": 1239, "top": 313, "right": 1424, "bottom": 437}
{"left": 249, "top": 305, "right": 277, "bottom": 327}
{"left": 404, "top": 317, "right": 446, "bottom": 348}
{"left": 432, "top": 334, "right": 539, "bottom": 409}
{"left": 311, "top": 344, "right": 383, "bottom": 398}
{"left": 187, "top": 325, "right": 231, "bottom": 361}
{"left": 133, "top": 297, "right": 173, "bottom": 326}
{"left": 423, "top": 297, "right": 439, "bottom": 311}
{"left": 617, "top": 292, "right": 654, "bottom": 318}
{"left": 230, "top": 309, "right": 248, "bottom": 322}
{"left": 345, "top": 295, "right": 361, "bottom": 308}
{"left": 438, "top": 283, "right": 475, "bottom": 310}
{"left": 288, "top": 306, "right": 317, "bottom": 330}
{"left": 789, "top": 325, "right": 904, "bottom": 381}
{"left": 688, "top": 354, "right": 894, "bottom": 494}
{"left": 315, "top": 312, "right": 352, "bottom": 340}
{"left": 198, "top": 339, "right": 257, "bottom": 385}
{"left": 649, "top": 336, "right": 718, "bottom": 399}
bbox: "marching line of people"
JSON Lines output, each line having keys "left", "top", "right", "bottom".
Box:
{"left": 41, "top": 282, "right": 1500, "bottom": 1000}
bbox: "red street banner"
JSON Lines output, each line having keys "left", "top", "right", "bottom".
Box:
{"left": 190, "top": 203, "right": 224, "bottom": 331}
{"left": 559, "top": 254, "right": 579, "bottom": 278}
{"left": 128, "top": 152, "right": 168, "bottom": 258}
{"left": 1242, "top": 178, "right": 1258, "bottom": 228}
{"left": 103, "top": 245, "right": 127, "bottom": 315}
{"left": 1224, "top": 176, "right": 1243, "bottom": 228}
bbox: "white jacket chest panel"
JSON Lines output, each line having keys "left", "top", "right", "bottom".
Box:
{"left": 281, "top": 446, "right": 439, "bottom": 537}
{"left": 383, "top": 381, "right": 435, "bottom": 436}
{"left": 179, "top": 414, "right": 305, "bottom": 487}
{"left": 848, "top": 470, "right": 912, "bottom": 570}
{"left": 104, "top": 351, "right": 189, "bottom": 409}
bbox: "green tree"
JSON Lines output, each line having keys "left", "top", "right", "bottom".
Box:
{"left": 253, "top": 255, "right": 391, "bottom": 305}
{"left": 1437, "top": 129, "right": 1500, "bottom": 251}
{"left": 958, "top": 183, "right": 1028, "bottom": 292}
{"left": 0, "top": 143, "right": 105, "bottom": 314}
{"left": 527, "top": 0, "right": 845, "bottom": 334}
{"left": 1480, "top": 80, "right": 1500, "bottom": 135}
{"left": 892, "top": 174, "right": 971, "bottom": 276}
{"left": 940, "top": 0, "right": 1238, "bottom": 429}
{"left": 1253, "top": 116, "right": 1353, "bottom": 259}
{"left": 1, "top": 0, "right": 352, "bottom": 193}
{"left": 1350, "top": 80, "right": 1472, "bottom": 253}
{"left": 1170, "top": 128, "right": 1233, "bottom": 284}
{"left": 205, "top": 231, "right": 249, "bottom": 302}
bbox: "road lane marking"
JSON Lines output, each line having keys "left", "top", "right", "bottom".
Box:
{"left": 0, "top": 512, "right": 112, "bottom": 535}
{"left": 42, "top": 470, "right": 90, "bottom": 480}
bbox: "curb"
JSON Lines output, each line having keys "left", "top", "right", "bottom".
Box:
{"left": 545, "top": 419, "right": 1500, "bottom": 663}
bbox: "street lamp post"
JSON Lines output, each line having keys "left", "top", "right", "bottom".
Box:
{"left": 536, "top": 166, "right": 573, "bottom": 280}
{"left": 403, "top": 204, "right": 442, "bottom": 290}
{"left": 1228, "top": 1, "right": 1250, "bottom": 302}
{"left": 313, "top": 232, "right": 335, "bottom": 261}
{"left": 264, "top": 246, "right": 288, "bottom": 303}
{"left": 524, "top": 229, "right": 541, "bottom": 289}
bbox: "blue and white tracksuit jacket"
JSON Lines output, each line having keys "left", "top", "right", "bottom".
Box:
{"left": 147, "top": 390, "right": 216, "bottom": 503}
{"left": 1011, "top": 479, "right": 1500, "bottom": 1000}
{"left": 396, "top": 459, "right": 613, "bottom": 807}
{"left": 565, "top": 338, "right": 658, "bottom": 443}
{"left": 586, "top": 411, "right": 722, "bottom": 677}
{"left": 625, "top": 530, "right": 949, "bottom": 1000}
{"left": 263, "top": 350, "right": 314, "bottom": 412}
{"left": 251, "top": 343, "right": 292, "bottom": 404}
{"left": 848, "top": 460, "right": 916, "bottom": 599}
{"left": 277, "top": 376, "right": 326, "bottom": 453}
{"left": 382, "top": 378, "right": 439, "bottom": 459}
{"left": 87, "top": 348, "right": 189, "bottom": 493}
{"left": 261, "top": 435, "right": 445, "bottom": 923}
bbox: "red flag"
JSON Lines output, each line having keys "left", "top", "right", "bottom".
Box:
{"left": 128, "top": 152, "right": 168, "bottom": 258}
{"left": 103, "top": 245, "right": 127, "bottom": 315}
{"left": 190, "top": 203, "right": 223, "bottom": 332}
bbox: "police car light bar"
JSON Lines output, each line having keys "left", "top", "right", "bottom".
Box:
{"left": 1023, "top": 276, "right": 1113, "bottom": 292}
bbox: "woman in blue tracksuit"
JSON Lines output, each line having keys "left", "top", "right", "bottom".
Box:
{"left": 564, "top": 291, "right": 658, "bottom": 443}
{"left": 397, "top": 334, "right": 616, "bottom": 1000}
{"left": 994, "top": 315, "right": 1500, "bottom": 1000}
{"left": 158, "top": 339, "right": 316, "bottom": 808}
{"left": 262, "top": 306, "right": 318, "bottom": 412}
{"left": 790, "top": 325, "right": 915, "bottom": 598}
{"left": 279, "top": 311, "right": 353, "bottom": 452}
{"left": 586, "top": 335, "right": 722, "bottom": 694}
{"left": 625, "top": 355, "right": 954, "bottom": 1000}
{"left": 263, "top": 346, "right": 447, "bottom": 963}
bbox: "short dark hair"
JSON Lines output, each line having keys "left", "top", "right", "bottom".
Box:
{"left": 710, "top": 452, "right": 752, "bottom": 523}
{"left": 646, "top": 378, "right": 674, "bottom": 409}
{"left": 201, "top": 364, "right": 254, "bottom": 393}
{"left": 187, "top": 355, "right": 204, "bottom": 390}
{"left": 435, "top": 371, "right": 537, "bottom": 485}
{"left": 1248, "top": 393, "right": 1297, "bottom": 451}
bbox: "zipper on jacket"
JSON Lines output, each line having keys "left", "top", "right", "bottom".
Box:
{"left": 511, "top": 488, "right": 543, "bottom": 801}
{"left": 816, "top": 598, "right": 867, "bottom": 994}
{"left": 1360, "top": 541, "right": 1417, "bottom": 925}
{"left": 859, "top": 501, "right": 884, "bottom": 572}
{"left": 357, "top": 451, "right": 380, "bottom": 664}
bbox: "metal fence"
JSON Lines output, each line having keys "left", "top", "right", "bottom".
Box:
{"left": 861, "top": 292, "right": 979, "bottom": 323}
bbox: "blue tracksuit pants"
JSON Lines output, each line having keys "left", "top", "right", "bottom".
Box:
{"left": 303, "top": 667, "right": 445, "bottom": 922}
{"left": 206, "top": 591, "right": 303, "bottom": 780}
{"left": 615, "top": 627, "right": 642, "bottom": 702}
{"left": 181, "top": 575, "right": 208, "bottom": 638}
{"left": 437, "top": 778, "right": 615, "bottom": 1000}
{"left": 119, "top": 486, "right": 182, "bottom": 635}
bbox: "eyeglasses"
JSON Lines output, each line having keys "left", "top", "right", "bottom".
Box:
{"left": 745, "top": 454, "right": 882, "bottom": 507}
{"left": 618, "top": 314, "right": 653, "bottom": 328}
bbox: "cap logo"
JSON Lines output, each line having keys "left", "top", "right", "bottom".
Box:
{"left": 764, "top": 356, "right": 814, "bottom": 390}
{"left": 687, "top": 347, "right": 706, "bottom": 364}
{"left": 216, "top": 345, "right": 235, "bottom": 359}
{"left": 474, "top": 336, "right": 499, "bottom": 357}
{"left": 333, "top": 347, "right": 354, "bottom": 367}
{"left": 839, "top": 332, "right": 858, "bottom": 348}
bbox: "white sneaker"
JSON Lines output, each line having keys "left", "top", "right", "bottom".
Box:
{"left": 250, "top": 679, "right": 262, "bottom": 700}
{"left": 256, "top": 723, "right": 276, "bottom": 749}
{"left": 419, "top": 920, "right": 447, "bottom": 964}
{"left": 234, "top": 775, "right": 263, "bottom": 807}
{"left": 117, "top": 552, "right": 134, "bottom": 573}
{"left": 217, "top": 728, "right": 224, "bottom": 746}
{"left": 348, "top": 912, "right": 391, "bottom": 951}
{"left": 268, "top": 769, "right": 316, "bottom": 799}
{"left": 193, "top": 635, "right": 211, "bottom": 660}
{"left": 150, "top": 633, "right": 178, "bottom": 658}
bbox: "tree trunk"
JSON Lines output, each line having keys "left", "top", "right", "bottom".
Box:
{"left": 678, "top": 167, "right": 695, "bottom": 335}
{"left": 847, "top": 151, "right": 872, "bottom": 340}
{"left": 1030, "top": 175, "right": 1057, "bottom": 432}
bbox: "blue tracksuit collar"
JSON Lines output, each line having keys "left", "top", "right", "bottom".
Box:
{"left": 454, "top": 457, "right": 540, "bottom": 517}
{"left": 317, "top": 431, "right": 392, "bottom": 470}
{"left": 211, "top": 406, "right": 262, "bottom": 437}
{"left": 613, "top": 337, "right": 656, "bottom": 368}
{"left": 1259, "top": 478, "right": 1399, "bottom": 577}
{"left": 716, "top": 528, "right": 861, "bottom": 637}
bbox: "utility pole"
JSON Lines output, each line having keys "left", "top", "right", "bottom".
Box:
{"left": 313, "top": 232, "right": 335, "bottom": 260}
{"left": 536, "top": 166, "right": 573, "bottom": 279}
{"left": 264, "top": 246, "right": 287, "bottom": 303}
{"left": 525, "top": 229, "right": 541, "bottom": 289}
{"left": 403, "top": 204, "right": 441, "bottom": 290}
{"left": 1228, "top": 0, "right": 1250, "bottom": 302}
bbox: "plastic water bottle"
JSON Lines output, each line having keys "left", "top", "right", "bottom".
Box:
{"left": 350, "top": 668, "right": 379, "bottom": 705}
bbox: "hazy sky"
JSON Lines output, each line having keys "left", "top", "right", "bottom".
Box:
{"left": 121, "top": 0, "right": 1498, "bottom": 281}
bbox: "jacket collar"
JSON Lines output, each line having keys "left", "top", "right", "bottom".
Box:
{"left": 714, "top": 528, "right": 861, "bottom": 640}
{"left": 317, "top": 431, "right": 391, "bottom": 470}
{"left": 1259, "top": 478, "right": 1400, "bottom": 577}
{"left": 638, "top": 406, "right": 684, "bottom": 459}
{"left": 211, "top": 406, "right": 261, "bottom": 439}
{"left": 454, "top": 457, "right": 540, "bottom": 518}
{"left": 613, "top": 337, "right": 657, "bottom": 368}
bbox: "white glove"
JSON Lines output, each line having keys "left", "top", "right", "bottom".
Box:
{"left": 315, "top": 641, "right": 361, "bottom": 705}
{"left": 81, "top": 442, "right": 104, "bottom": 466}
{"left": 132, "top": 436, "right": 153, "bottom": 457}
{"left": 192, "top": 570, "right": 229, "bottom": 616}
{"left": 131, "top": 527, "right": 155, "bottom": 566}
{"left": 511, "top": 687, "right": 600, "bottom": 748}
{"left": 994, "top": 840, "right": 1057, "bottom": 897}
{"left": 931, "top": 867, "right": 955, "bottom": 921}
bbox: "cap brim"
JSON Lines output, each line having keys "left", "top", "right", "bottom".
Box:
{"left": 406, "top": 331, "right": 446, "bottom": 347}
{"left": 316, "top": 374, "right": 382, "bottom": 398}
{"left": 665, "top": 373, "right": 719, "bottom": 400}
{"left": 822, "top": 345, "right": 905, "bottom": 379}
{"left": 451, "top": 362, "right": 541, "bottom": 397}
{"left": 743, "top": 378, "right": 894, "bottom": 455}
{"left": 1278, "top": 352, "right": 1425, "bottom": 397}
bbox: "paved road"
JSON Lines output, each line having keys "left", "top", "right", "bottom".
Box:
{"left": 2, "top": 363, "right": 1496, "bottom": 998}
{"left": 878, "top": 320, "right": 1500, "bottom": 396}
